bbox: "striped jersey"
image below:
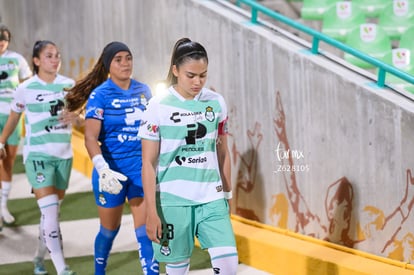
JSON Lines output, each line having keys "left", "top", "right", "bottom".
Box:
{"left": 85, "top": 78, "right": 151, "bottom": 181}
{"left": 0, "top": 50, "right": 32, "bottom": 117}
{"left": 138, "top": 86, "right": 228, "bottom": 206}
{"left": 11, "top": 74, "right": 75, "bottom": 162}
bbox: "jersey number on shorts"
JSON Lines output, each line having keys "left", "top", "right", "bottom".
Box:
{"left": 161, "top": 223, "right": 174, "bottom": 240}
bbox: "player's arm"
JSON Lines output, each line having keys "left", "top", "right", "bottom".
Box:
{"left": 217, "top": 132, "right": 232, "bottom": 200}
{"left": 0, "top": 111, "right": 22, "bottom": 158}
{"left": 141, "top": 138, "right": 162, "bottom": 243}
{"left": 84, "top": 118, "right": 102, "bottom": 158}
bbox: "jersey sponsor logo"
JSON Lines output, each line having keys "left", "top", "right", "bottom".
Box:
{"left": 205, "top": 106, "right": 215, "bottom": 122}
{"left": 49, "top": 99, "right": 65, "bottom": 116}
{"left": 44, "top": 124, "right": 68, "bottom": 132}
{"left": 169, "top": 111, "right": 203, "bottom": 123}
{"left": 36, "top": 94, "right": 45, "bottom": 102}
{"left": 117, "top": 134, "right": 139, "bottom": 143}
{"left": 121, "top": 126, "right": 139, "bottom": 132}
{"left": 0, "top": 71, "right": 8, "bottom": 80}
{"left": 112, "top": 97, "right": 140, "bottom": 109}
{"left": 111, "top": 99, "right": 121, "bottom": 108}
{"left": 170, "top": 112, "right": 180, "bottom": 123}
{"left": 0, "top": 61, "right": 16, "bottom": 72}
{"left": 174, "top": 155, "right": 207, "bottom": 165}
{"left": 181, "top": 146, "right": 204, "bottom": 152}
{"left": 185, "top": 123, "right": 207, "bottom": 144}
{"left": 124, "top": 107, "right": 143, "bottom": 125}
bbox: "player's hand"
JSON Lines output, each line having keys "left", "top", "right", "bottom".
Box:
{"left": 93, "top": 154, "right": 127, "bottom": 195}
{"left": 0, "top": 143, "right": 6, "bottom": 159}
{"left": 146, "top": 211, "right": 162, "bottom": 243}
{"left": 97, "top": 168, "right": 126, "bottom": 194}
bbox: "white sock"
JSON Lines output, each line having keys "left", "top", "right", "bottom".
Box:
{"left": 208, "top": 246, "right": 239, "bottom": 275}
{"left": 1, "top": 181, "right": 11, "bottom": 207}
{"left": 165, "top": 259, "right": 190, "bottom": 275}
{"left": 34, "top": 217, "right": 47, "bottom": 260}
{"left": 1, "top": 182, "right": 14, "bottom": 223}
{"left": 37, "top": 194, "right": 66, "bottom": 273}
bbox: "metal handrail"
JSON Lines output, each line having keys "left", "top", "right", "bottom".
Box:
{"left": 235, "top": 0, "right": 414, "bottom": 88}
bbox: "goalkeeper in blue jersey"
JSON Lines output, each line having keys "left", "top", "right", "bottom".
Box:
{"left": 139, "top": 38, "right": 239, "bottom": 275}
{"left": 65, "top": 41, "right": 158, "bottom": 275}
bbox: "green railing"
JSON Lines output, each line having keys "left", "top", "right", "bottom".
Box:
{"left": 234, "top": 0, "right": 414, "bottom": 88}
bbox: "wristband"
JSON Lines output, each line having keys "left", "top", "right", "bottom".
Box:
{"left": 224, "top": 190, "right": 233, "bottom": 199}
{"left": 92, "top": 154, "right": 109, "bottom": 171}
{"left": 0, "top": 142, "right": 4, "bottom": 150}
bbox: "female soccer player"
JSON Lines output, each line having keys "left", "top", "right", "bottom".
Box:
{"left": 0, "top": 40, "right": 77, "bottom": 275}
{"left": 65, "top": 41, "right": 159, "bottom": 275}
{"left": 0, "top": 24, "right": 32, "bottom": 226}
{"left": 139, "top": 38, "right": 239, "bottom": 275}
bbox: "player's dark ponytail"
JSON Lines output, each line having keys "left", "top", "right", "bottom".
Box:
{"left": 166, "top": 38, "right": 208, "bottom": 86}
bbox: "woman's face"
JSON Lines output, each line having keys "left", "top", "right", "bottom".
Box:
{"left": 34, "top": 44, "right": 61, "bottom": 75}
{"left": 109, "top": 51, "right": 133, "bottom": 82}
{"left": 0, "top": 31, "right": 9, "bottom": 54}
{"left": 173, "top": 58, "right": 208, "bottom": 99}
{"left": 0, "top": 39, "right": 8, "bottom": 54}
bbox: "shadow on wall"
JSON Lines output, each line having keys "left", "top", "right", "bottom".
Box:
{"left": 234, "top": 148, "right": 263, "bottom": 221}
{"left": 273, "top": 90, "right": 414, "bottom": 263}
{"left": 230, "top": 121, "right": 266, "bottom": 222}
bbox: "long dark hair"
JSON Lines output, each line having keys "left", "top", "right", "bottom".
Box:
{"left": 166, "top": 38, "right": 208, "bottom": 86}
{"left": 0, "top": 24, "right": 11, "bottom": 42}
{"left": 65, "top": 41, "right": 131, "bottom": 112}
{"left": 32, "top": 40, "right": 56, "bottom": 75}
{"left": 65, "top": 54, "right": 107, "bottom": 112}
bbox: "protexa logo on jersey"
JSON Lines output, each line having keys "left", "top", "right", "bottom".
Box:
{"left": 174, "top": 155, "right": 207, "bottom": 165}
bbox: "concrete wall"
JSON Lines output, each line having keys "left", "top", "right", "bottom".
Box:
{"left": 2, "top": 0, "right": 414, "bottom": 264}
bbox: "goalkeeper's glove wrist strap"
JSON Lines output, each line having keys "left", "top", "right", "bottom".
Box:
{"left": 92, "top": 154, "right": 109, "bottom": 171}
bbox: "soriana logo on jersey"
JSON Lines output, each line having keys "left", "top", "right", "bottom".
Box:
{"left": 360, "top": 23, "right": 377, "bottom": 42}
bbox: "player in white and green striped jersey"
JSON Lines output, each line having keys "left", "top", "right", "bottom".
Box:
{"left": 0, "top": 24, "right": 32, "bottom": 226}
{"left": 0, "top": 40, "right": 78, "bottom": 275}
{"left": 139, "top": 38, "right": 238, "bottom": 275}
